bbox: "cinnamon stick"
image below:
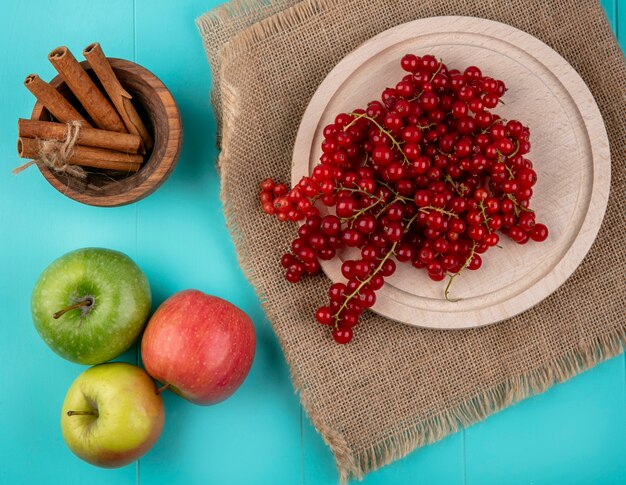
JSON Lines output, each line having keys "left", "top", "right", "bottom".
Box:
{"left": 18, "top": 119, "right": 142, "bottom": 154}
{"left": 18, "top": 137, "right": 141, "bottom": 172}
{"left": 24, "top": 74, "right": 90, "bottom": 125}
{"left": 48, "top": 47, "right": 126, "bottom": 133}
{"left": 84, "top": 43, "right": 153, "bottom": 151}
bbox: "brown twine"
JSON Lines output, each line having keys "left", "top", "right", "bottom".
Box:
{"left": 13, "top": 121, "right": 87, "bottom": 179}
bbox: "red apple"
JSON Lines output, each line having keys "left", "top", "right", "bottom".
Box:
{"left": 141, "top": 289, "right": 255, "bottom": 405}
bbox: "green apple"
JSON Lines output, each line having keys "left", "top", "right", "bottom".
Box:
{"left": 61, "top": 363, "right": 164, "bottom": 468}
{"left": 31, "top": 248, "right": 151, "bottom": 365}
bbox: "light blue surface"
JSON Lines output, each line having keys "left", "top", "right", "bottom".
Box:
{"left": 0, "top": 1, "right": 623, "bottom": 484}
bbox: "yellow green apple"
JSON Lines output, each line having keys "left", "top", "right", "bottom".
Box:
{"left": 61, "top": 362, "right": 164, "bottom": 468}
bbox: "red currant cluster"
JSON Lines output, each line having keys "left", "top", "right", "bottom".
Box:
{"left": 259, "top": 54, "right": 548, "bottom": 344}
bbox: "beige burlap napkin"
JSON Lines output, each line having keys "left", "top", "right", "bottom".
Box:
{"left": 197, "top": 1, "right": 626, "bottom": 481}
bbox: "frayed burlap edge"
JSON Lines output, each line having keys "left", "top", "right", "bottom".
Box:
{"left": 213, "top": 0, "right": 625, "bottom": 482}
{"left": 196, "top": 0, "right": 293, "bottom": 34}
{"left": 196, "top": 0, "right": 299, "bottom": 147}
{"left": 218, "top": 0, "right": 336, "bottom": 68}
{"left": 218, "top": 65, "right": 361, "bottom": 480}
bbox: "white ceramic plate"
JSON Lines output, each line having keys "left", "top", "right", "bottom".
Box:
{"left": 291, "top": 17, "right": 610, "bottom": 329}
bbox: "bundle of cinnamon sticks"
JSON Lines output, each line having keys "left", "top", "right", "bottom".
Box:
{"left": 18, "top": 43, "right": 152, "bottom": 173}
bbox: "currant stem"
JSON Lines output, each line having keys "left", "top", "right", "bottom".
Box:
{"left": 501, "top": 153, "right": 515, "bottom": 179}
{"left": 377, "top": 181, "right": 410, "bottom": 199}
{"left": 418, "top": 205, "right": 458, "bottom": 218}
{"left": 509, "top": 140, "right": 521, "bottom": 158}
{"left": 333, "top": 213, "right": 419, "bottom": 328}
{"left": 337, "top": 186, "right": 373, "bottom": 196}
{"left": 444, "top": 174, "right": 468, "bottom": 197}
{"left": 409, "top": 90, "right": 424, "bottom": 102}
{"left": 500, "top": 153, "right": 533, "bottom": 216}
{"left": 444, "top": 175, "right": 467, "bottom": 196}
{"left": 342, "top": 111, "right": 367, "bottom": 131}
{"left": 506, "top": 194, "right": 534, "bottom": 216}
{"left": 409, "top": 59, "right": 443, "bottom": 102}
{"left": 347, "top": 112, "right": 410, "bottom": 165}
{"left": 341, "top": 195, "right": 385, "bottom": 225}
{"left": 444, "top": 241, "right": 478, "bottom": 302}
{"left": 478, "top": 199, "right": 492, "bottom": 229}
{"left": 340, "top": 181, "right": 413, "bottom": 205}
{"left": 431, "top": 59, "right": 443, "bottom": 80}
{"left": 340, "top": 180, "right": 456, "bottom": 219}
{"left": 481, "top": 117, "right": 505, "bottom": 134}
{"left": 375, "top": 196, "right": 404, "bottom": 218}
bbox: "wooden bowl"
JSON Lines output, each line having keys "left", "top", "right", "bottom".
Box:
{"left": 31, "top": 58, "right": 182, "bottom": 207}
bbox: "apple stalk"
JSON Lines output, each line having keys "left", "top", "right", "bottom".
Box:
{"left": 155, "top": 383, "right": 170, "bottom": 395}
{"left": 67, "top": 410, "right": 98, "bottom": 417}
{"left": 53, "top": 297, "right": 94, "bottom": 319}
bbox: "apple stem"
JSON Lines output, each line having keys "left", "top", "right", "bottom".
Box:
{"left": 67, "top": 410, "right": 98, "bottom": 417}
{"left": 53, "top": 298, "right": 93, "bottom": 319}
{"left": 155, "top": 383, "right": 170, "bottom": 395}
